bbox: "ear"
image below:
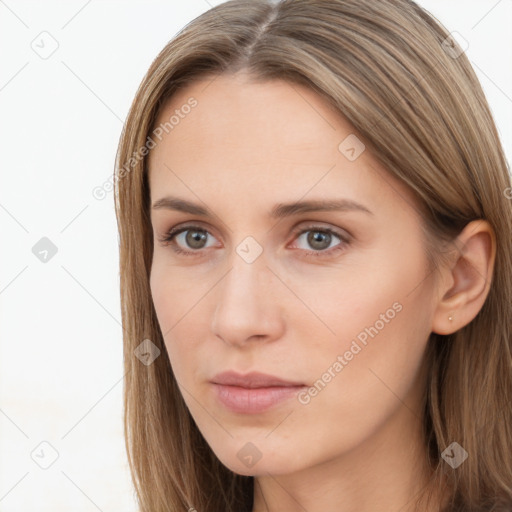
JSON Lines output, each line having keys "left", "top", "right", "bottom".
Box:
{"left": 431, "top": 220, "right": 496, "bottom": 335}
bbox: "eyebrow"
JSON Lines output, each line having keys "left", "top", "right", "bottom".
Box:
{"left": 152, "top": 196, "right": 373, "bottom": 218}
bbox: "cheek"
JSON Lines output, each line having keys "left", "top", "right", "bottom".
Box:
{"left": 149, "top": 263, "right": 206, "bottom": 377}
{"left": 288, "top": 291, "right": 430, "bottom": 459}
{"left": 149, "top": 259, "right": 199, "bottom": 330}
{"left": 290, "top": 241, "right": 432, "bottom": 387}
{"left": 149, "top": 264, "right": 171, "bottom": 330}
{"left": 282, "top": 261, "right": 395, "bottom": 348}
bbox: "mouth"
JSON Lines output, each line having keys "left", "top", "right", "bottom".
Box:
{"left": 210, "top": 371, "right": 307, "bottom": 414}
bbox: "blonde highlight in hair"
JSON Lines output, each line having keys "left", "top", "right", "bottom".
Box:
{"left": 114, "top": 1, "right": 512, "bottom": 510}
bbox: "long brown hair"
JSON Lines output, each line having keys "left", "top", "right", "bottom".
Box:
{"left": 113, "top": 1, "right": 512, "bottom": 510}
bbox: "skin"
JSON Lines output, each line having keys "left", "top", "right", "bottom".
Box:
{"left": 147, "top": 72, "right": 496, "bottom": 512}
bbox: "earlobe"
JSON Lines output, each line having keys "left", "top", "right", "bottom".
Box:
{"left": 431, "top": 220, "right": 496, "bottom": 335}
{"left": 433, "top": 312, "right": 454, "bottom": 336}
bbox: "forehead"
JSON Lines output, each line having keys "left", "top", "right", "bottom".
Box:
{"left": 147, "top": 73, "right": 420, "bottom": 219}
{"left": 150, "top": 73, "right": 351, "bottom": 159}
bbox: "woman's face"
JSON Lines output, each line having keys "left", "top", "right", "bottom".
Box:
{"left": 148, "top": 73, "right": 439, "bottom": 477}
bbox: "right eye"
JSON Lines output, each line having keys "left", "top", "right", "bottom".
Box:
{"left": 158, "top": 225, "right": 220, "bottom": 256}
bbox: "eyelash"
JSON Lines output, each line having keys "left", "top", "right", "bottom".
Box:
{"left": 157, "top": 223, "right": 351, "bottom": 259}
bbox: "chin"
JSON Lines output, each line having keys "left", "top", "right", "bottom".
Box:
{"left": 210, "top": 440, "right": 308, "bottom": 477}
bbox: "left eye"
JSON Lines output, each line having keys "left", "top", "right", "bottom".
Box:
{"left": 293, "top": 229, "right": 343, "bottom": 252}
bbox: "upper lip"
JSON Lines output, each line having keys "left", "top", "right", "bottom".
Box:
{"left": 211, "top": 371, "right": 305, "bottom": 388}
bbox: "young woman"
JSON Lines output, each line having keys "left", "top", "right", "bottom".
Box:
{"left": 114, "top": 1, "right": 512, "bottom": 511}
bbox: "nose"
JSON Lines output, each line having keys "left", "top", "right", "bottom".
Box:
{"left": 211, "top": 254, "right": 285, "bottom": 347}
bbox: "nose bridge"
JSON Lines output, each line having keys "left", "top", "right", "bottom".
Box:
{"left": 222, "top": 231, "right": 269, "bottom": 304}
{"left": 218, "top": 250, "right": 266, "bottom": 318}
{"left": 211, "top": 245, "right": 283, "bottom": 344}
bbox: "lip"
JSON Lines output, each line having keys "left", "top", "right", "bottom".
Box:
{"left": 211, "top": 371, "right": 305, "bottom": 388}
{"left": 210, "top": 371, "right": 307, "bottom": 414}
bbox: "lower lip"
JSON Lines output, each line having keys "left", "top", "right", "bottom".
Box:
{"left": 211, "top": 383, "right": 306, "bottom": 414}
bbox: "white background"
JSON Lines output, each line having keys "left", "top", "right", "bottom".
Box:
{"left": 0, "top": 1, "right": 511, "bottom": 510}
